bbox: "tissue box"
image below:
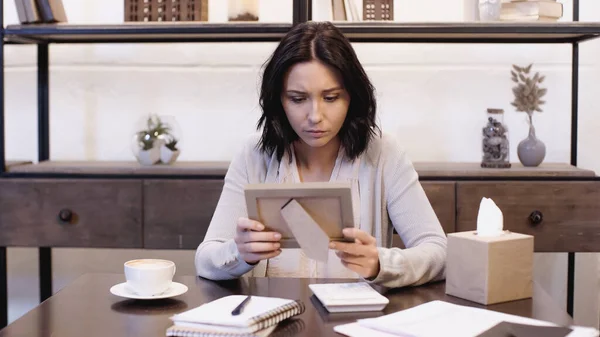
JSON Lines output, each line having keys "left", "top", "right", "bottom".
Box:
{"left": 445, "top": 230, "right": 534, "bottom": 305}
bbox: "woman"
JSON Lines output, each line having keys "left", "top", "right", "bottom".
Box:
{"left": 195, "top": 21, "right": 446, "bottom": 289}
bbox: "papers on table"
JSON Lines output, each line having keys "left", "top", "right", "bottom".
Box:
{"left": 334, "top": 300, "right": 600, "bottom": 337}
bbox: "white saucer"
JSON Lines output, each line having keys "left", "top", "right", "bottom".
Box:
{"left": 110, "top": 282, "right": 188, "bottom": 300}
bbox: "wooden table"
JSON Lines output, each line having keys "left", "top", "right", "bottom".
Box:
{"left": 0, "top": 273, "right": 573, "bottom": 337}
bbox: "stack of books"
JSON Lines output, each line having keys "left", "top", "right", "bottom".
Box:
{"left": 499, "top": 0, "right": 563, "bottom": 22}
{"left": 14, "top": 0, "right": 67, "bottom": 24}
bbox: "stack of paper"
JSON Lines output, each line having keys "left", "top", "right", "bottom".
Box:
{"left": 334, "top": 300, "right": 600, "bottom": 337}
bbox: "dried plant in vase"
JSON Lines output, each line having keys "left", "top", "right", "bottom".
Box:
{"left": 510, "top": 63, "right": 547, "bottom": 167}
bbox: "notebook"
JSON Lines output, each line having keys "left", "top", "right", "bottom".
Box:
{"left": 309, "top": 282, "right": 389, "bottom": 313}
{"left": 334, "top": 300, "right": 600, "bottom": 337}
{"left": 166, "top": 295, "right": 305, "bottom": 337}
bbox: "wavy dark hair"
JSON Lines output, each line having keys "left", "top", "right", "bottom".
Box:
{"left": 256, "top": 21, "right": 379, "bottom": 162}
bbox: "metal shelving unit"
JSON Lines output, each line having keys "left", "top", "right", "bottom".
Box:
{"left": 1, "top": 0, "right": 599, "bottom": 327}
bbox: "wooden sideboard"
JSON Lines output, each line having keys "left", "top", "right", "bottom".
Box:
{"left": 1, "top": 161, "right": 599, "bottom": 252}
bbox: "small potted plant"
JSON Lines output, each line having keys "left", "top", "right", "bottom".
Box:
{"left": 160, "top": 137, "right": 180, "bottom": 164}
{"left": 133, "top": 114, "right": 180, "bottom": 166}
{"left": 510, "top": 63, "right": 547, "bottom": 167}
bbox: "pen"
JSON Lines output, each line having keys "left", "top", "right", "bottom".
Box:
{"left": 231, "top": 296, "right": 251, "bottom": 316}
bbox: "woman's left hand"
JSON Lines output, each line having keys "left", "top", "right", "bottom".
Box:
{"left": 330, "top": 228, "right": 380, "bottom": 280}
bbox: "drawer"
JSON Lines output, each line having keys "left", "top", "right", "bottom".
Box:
{"left": 456, "top": 181, "right": 600, "bottom": 252}
{"left": 392, "top": 181, "right": 456, "bottom": 248}
{"left": 143, "top": 179, "right": 224, "bottom": 249}
{"left": 0, "top": 179, "right": 143, "bottom": 248}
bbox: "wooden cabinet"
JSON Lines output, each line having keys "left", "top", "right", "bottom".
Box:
{"left": 1, "top": 162, "right": 597, "bottom": 253}
{"left": 0, "top": 179, "right": 143, "bottom": 248}
{"left": 456, "top": 181, "right": 600, "bottom": 252}
{"left": 143, "top": 179, "right": 224, "bottom": 249}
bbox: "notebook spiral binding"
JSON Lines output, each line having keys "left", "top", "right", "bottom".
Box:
{"left": 248, "top": 300, "right": 306, "bottom": 332}
{"left": 166, "top": 327, "right": 259, "bottom": 337}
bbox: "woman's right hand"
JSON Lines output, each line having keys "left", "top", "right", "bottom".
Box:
{"left": 235, "top": 217, "right": 282, "bottom": 264}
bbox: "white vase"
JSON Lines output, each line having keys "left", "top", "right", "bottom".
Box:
{"left": 137, "top": 147, "right": 160, "bottom": 166}
{"left": 160, "top": 145, "right": 180, "bottom": 165}
{"left": 517, "top": 124, "right": 546, "bottom": 167}
{"left": 479, "top": 0, "right": 501, "bottom": 21}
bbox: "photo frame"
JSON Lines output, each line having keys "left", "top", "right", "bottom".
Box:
{"left": 244, "top": 182, "right": 355, "bottom": 248}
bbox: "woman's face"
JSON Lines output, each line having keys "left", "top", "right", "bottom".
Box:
{"left": 281, "top": 60, "right": 350, "bottom": 149}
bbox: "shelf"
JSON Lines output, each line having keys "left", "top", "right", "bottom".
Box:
{"left": 3, "top": 22, "right": 600, "bottom": 44}
{"left": 3, "top": 22, "right": 292, "bottom": 44}
{"left": 334, "top": 21, "right": 600, "bottom": 43}
{"left": 414, "top": 162, "right": 597, "bottom": 178}
{"left": 5, "top": 161, "right": 230, "bottom": 176}
{"left": 3, "top": 160, "right": 597, "bottom": 179}
{"left": 4, "top": 160, "right": 32, "bottom": 169}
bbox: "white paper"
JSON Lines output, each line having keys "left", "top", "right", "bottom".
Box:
{"left": 333, "top": 300, "right": 599, "bottom": 337}
{"left": 476, "top": 197, "right": 504, "bottom": 237}
{"left": 280, "top": 199, "right": 330, "bottom": 262}
{"left": 334, "top": 322, "right": 397, "bottom": 337}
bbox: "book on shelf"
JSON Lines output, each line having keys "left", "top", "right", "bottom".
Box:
{"left": 124, "top": 0, "right": 208, "bottom": 22}
{"left": 166, "top": 295, "right": 305, "bottom": 337}
{"left": 15, "top": 0, "right": 40, "bottom": 23}
{"left": 499, "top": 0, "right": 563, "bottom": 21}
{"left": 14, "top": 0, "right": 67, "bottom": 24}
{"left": 331, "top": 0, "right": 393, "bottom": 22}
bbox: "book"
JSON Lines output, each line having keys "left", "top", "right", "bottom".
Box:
{"left": 34, "top": 0, "right": 67, "bottom": 23}
{"left": 334, "top": 300, "right": 600, "bottom": 337}
{"left": 21, "top": 0, "right": 41, "bottom": 23}
{"left": 500, "top": 0, "right": 562, "bottom": 19}
{"left": 309, "top": 282, "right": 389, "bottom": 313}
{"left": 14, "top": 0, "right": 29, "bottom": 23}
{"left": 499, "top": 15, "right": 559, "bottom": 21}
{"left": 166, "top": 295, "right": 305, "bottom": 337}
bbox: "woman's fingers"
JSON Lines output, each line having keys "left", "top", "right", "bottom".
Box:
{"left": 236, "top": 217, "right": 265, "bottom": 231}
{"left": 342, "top": 228, "right": 377, "bottom": 245}
{"left": 330, "top": 241, "right": 376, "bottom": 257}
{"left": 240, "top": 231, "right": 281, "bottom": 243}
{"left": 240, "top": 242, "right": 281, "bottom": 254}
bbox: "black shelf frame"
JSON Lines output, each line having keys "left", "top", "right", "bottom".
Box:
{"left": 3, "top": 21, "right": 600, "bottom": 44}
{"left": 0, "top": 0, "right": 598, "bottom": 328}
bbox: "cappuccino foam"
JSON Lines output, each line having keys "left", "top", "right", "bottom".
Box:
{"left": 126, "top": 259, "right": 172, "bottom": 269}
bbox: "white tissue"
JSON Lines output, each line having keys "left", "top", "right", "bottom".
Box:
{"left": 476, "top": 197, "right": 504, "bottom": 237}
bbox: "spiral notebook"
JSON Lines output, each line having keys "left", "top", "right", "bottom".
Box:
{"left": 166, "top": 295, "right": 305, "bottom": 337}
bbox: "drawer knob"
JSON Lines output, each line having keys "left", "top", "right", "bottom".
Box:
{"left": 58, "top": 209, "right": 73, "bottom": 224}
{"left": 529, "top": 210, "right": 543, "bottom": 225}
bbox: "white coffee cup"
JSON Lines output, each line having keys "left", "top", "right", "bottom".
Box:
{"left": 124, "top": 259, "right": 176, "bottom": 296}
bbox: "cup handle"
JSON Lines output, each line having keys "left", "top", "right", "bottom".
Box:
{"left": 172, "top": 265, "right": 176, "bottom": 277}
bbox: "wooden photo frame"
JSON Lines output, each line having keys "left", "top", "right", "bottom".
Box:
{"left": 244, "top": 182, "right": 355, "bottom": 248}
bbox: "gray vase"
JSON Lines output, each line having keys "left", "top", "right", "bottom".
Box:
{"left": 517, "top": 124, "right": 546, "bottom": 167}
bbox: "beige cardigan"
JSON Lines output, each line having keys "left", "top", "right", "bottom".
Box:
{"left": 195, "top": 133, "right": 447, "bottom": 288}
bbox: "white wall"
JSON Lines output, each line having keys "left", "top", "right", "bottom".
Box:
{"left": 3, "top": 0, "right": 600, "bottom": 327}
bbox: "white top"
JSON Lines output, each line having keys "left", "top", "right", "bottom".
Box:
{"left": 194, "top": 133, "right": 447, "bottom": 288}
